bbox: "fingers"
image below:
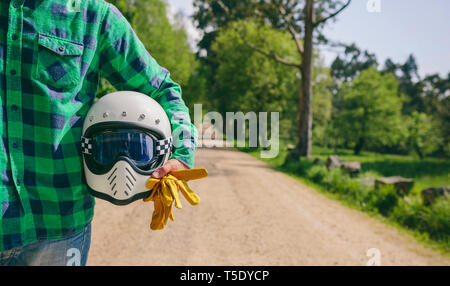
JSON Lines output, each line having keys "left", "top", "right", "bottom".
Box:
{"left": 145, "top": 178, "right": 160, "bottom": 190}
{"left": 146, "top": 166, "right": 204, "bottom": 231}
{"left": 150, "top": 194, "right": 174, "bottom": 230}
{"left": 170, "top": 168, "right": 208, "bottom": 181}
{"left": 150, "top": 197, "right": 164, "bottom": 230}
{"left": 177, "top": 181, "right": 200, "bottom": 206}
{"left": 152, "top": 159, "right": 189, "bottom": 179}
{"left": 167, "top": 179, "right": 182, "bottom": 209}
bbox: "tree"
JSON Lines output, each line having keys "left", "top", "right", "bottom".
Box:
{"left": 382, "top": 57, "right": 450, "bottom": 156}
{"left": 329, "top": 43, "right": 378, "bottom": 140}
{"left": 193, "top": 0, "right": 257, "bottom": 55}
{"left": 334, "top": 68, "right": 404, "bottom": 155}
{"left": 312, "top": 60, "right": 333, "bottom": 147}
{"left": 330, "top": 43, "right": 378, "bottom": 84}
{"left": 181, "top": 62, "right": 210, "bottom": 113}
{"left": 212, "top": 21, "right": 299, "bottom": 138}
{"left": 330, "top": 43, "right": 378, "bottom": 97}
{"left": 99, "top": 0, "right": 196, "bottom": 95}
{"left": 439, "top": 94, "right": 450, "bottom": 156}
{"left": 406, "top": 112, "right": 441, "bottom": 159}
{"left": 420, "top": 73, "right": 450, "bottom": 114}
{"left": 420, "top": 72, "right": 450, "bottom": 156}
{"left": 382, "top": 55, "right": 423, "bottom": 115}
{"left": 194, "top": 0, "right": 352, "bottom": 160}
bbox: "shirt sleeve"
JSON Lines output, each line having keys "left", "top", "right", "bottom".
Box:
{"left": 97, "top": 3, "right": 197, "bottom": 169}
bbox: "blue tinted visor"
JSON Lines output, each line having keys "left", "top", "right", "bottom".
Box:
{"left": 92, "top": 129, "right": 156, "bottom": 168}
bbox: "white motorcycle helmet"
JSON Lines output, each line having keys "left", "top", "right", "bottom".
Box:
{"left": 81, "top": 91, "right": 173, "bottom": 205}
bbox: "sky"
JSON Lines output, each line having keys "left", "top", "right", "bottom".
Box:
{"left": 167, "top": 0, "right": 450, "bottom": 77}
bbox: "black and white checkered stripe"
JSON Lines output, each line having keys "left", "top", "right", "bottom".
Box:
{"left": 81, "top": 136, "right": 172, "bottom": 156}
{"left": 81, "top": 137, "right": 93, "bottom": 155}
{"left": 155, "top": 137, "right": 173, "bottom": 156}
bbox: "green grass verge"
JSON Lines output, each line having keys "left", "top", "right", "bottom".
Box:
{"left": 311, "top": 146, "right": 450, "bottom": 193}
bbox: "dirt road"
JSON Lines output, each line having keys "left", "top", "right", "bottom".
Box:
{"left": 88, "top": 148, "right": 449, "bottom": 266}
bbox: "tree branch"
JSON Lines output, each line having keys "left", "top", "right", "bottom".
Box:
{"left": 313, "top": 0, "right": 351, "bottom": 28}
{"left": 216, "top": 0, "right": 230, "bottom": 15}
{"left": 243, "top": 39, "right": 302, "bottom": 69}
{"left": 217, "top": 0, "right": 301, "bottom": 69}
{"left": 278, "top": 4, "right": 304, "bottom": 56}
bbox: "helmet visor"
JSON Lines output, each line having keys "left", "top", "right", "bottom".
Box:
{"left": 92, "top": 129, "right": 156, "bottom": 169}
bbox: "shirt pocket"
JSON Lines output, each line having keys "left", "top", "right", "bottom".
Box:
{"left": 35, "top": 33, "right": 84, "bottom": 89}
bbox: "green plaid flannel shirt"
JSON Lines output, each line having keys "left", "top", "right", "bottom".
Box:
{"left": 0, "top": 0, "right": 197, "bottom": 251}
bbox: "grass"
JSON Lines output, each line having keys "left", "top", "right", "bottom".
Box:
{"left": 242, "top": 142, "right": 449, "bottom": 193}
{"left": 237, "top": 142, "right": 450, "bottom": 254}
{"left": 311, "top": 146, "right": 450, "bottom": 193}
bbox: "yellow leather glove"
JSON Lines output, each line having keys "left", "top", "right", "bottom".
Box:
{"left": 143, "top": 168, "right": 208, "bottom": 230}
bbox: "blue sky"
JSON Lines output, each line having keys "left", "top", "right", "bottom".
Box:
{"left": 167, "top": 0, "right": 450, "bottom": 77}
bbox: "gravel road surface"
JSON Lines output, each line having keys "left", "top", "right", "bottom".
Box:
{"left": 88, "top": 148, "right": 449, "bottom": 266}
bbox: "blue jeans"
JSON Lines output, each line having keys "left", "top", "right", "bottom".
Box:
{"left": 0, "top": 223, "right": 91, "bottom": 266}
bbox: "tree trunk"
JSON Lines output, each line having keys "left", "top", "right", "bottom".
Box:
{"left": 296, "top": 0, "right": 314, "bottom": 160}
{"left": 355, "top": 110, "right": 367, "bottom": 155}
{"left": 414, "top": 143, "right": 424, "bottom": 159}
{"left": 354, "top": 137, "right": 365, "bottom": 155}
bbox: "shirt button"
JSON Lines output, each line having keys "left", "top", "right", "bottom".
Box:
{"left": 16, "top": 180, "right": 21, "bottom": 186}
{"left": 12, "top": 34, "right": 18, "bottom": 40}
{"left": 12, "top": 142, "right": 18, "bottom": 148}
{"left": 11, "top": 105, "right": 18, "bottom": 111}
{"left": 13, "top": 2, "right": 20, "bottom": 8}
{"left": 10, "top": 69, "right": 17, "bottom": 75}
{"left": 58, "top": 46, "right": 65, "bottom": 53}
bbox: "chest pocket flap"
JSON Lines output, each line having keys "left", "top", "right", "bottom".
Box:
{"left": 36, "top": 33, "right": 84, "bottom": 88}
{"left": 38, "top": 34, "right": 84, "bottom": 56}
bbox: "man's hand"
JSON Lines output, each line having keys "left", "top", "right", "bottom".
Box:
{"left": 152, "top": 159, "right": 189, "bottom": 179}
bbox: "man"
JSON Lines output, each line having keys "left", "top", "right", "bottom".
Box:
{"left": 0, "top": 0, "right": 197, "bottom": 265}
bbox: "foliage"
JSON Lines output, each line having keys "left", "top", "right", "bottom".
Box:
{"left": 391, "top": 196, "right": 430, "bottom": 231}
{"left": 439, "top": 96, "right": 450, "bottom": 156}
{"left": 193, "top": 0, "right": 351, "bottom": 57}
{"left": 181, "top": 62, "right": 211, "bottom": 113}
{"left": 212, "top": 20, "right": 299, "bottom": 137}
{"left": 382, "top": 56, "right": 450, "bottom": 156}
{"left": 312, "top": 145, "right": 450, "bottom": 191}
{"left": 211, "top": 20, "right": 333, "bottom": 141}
{"left": 332, "top": 68, "right": 405, "bottom": 154}
{"left": 406, "top": 112, "right": 442, "bottom": 158}
{"left": 383, "top": 55, "right": 423, "bottom": 115}
{"left": 420, "top": 74, "right": 450, "bottom": 156}
{"left": 330, "top": 44, "right": 449, "bottom": 157}
{"left": 369, "top": 185, "right": 399, "bottom": 216}
{"left": 306, "top": 165, "right": 328, "bottom": 183}
{"left": 194, "top": 0, "right": 352, "bottom": 158}
{"left": 312, "top": 61, "right": 333, "bottom": 146}
{"left": 329, "top": 43, "right": 378, "bottom": 116}
{"left": 193, "top": 0, "right": 258, "bottom": 55}
{"left": 100, "top": 0, "right": 196, "bottom": 96}
{"left": 392, "top": 196, "right": 450, "bottom": 244}
{"left": 330, "top": 43, "right": 378, "bottom": 85}
{"left": 425, "top": 198, "right": 450, "bottom": 242}
{"left": 304, "top": 161, "right": 398, "bottom": 216}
